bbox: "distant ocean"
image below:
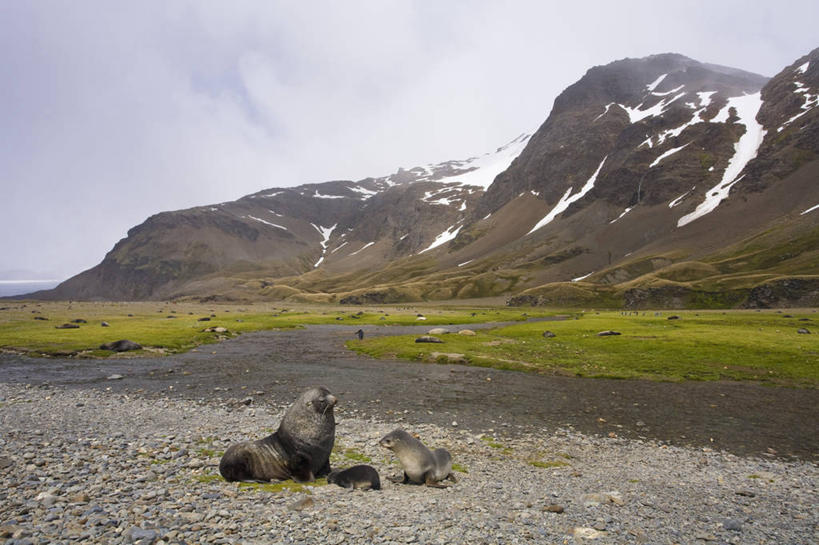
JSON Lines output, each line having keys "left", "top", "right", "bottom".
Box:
{"left": 0, "top": 280, "right": 61, "bottom": 298}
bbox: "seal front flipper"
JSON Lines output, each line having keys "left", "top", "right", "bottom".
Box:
{"left": 316, "top": 457, "right": 332, "bottom": 478}
{"left": 424, "top": 473, "right": 450, "bottom": 488}
{"left": 288, "top": 452, "right": 314, "bottom": 483}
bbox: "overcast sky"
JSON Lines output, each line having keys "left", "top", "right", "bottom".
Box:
{"left": 1, "top": 1, "right": 817, "bottom": 280}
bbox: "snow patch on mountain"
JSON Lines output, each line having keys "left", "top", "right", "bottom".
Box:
{"left": 697, "top": 91, "right": 716, "bottom": 107}
{"left": 527, "top": 156, "right": 608, "bottom": 235}
{"left": 651, "top": 84, "right": 685, "bottom": 97}
{"left": 426, "top": 134, "right": 531, "bottom": 190}
{"left": 246, "top": 215, "right": 288, "bottom": 231}
{"left": 618, "top": 92, "right": 686, "bottom": 123}
{"left": 572, "top": 272, "right": 594, "bottom": 282}
{"left": 796, "top": 61, "right": 810, "bottom": 74}
{"left": 640, "top": 91, "right": 717, "bottom": 147}
{"left": 777, "top": 81, "right": 818, "bottom": 132}
{"left": 678, "top": 92, "right": 766, "bottom": 227}
{"left": 311, "top": 223, "right": 337, "bottom": 267}
{"left": 313, "top": 190, "right": 345, "bottom": 200}
{"left": 650, "top": 142, "right": 690, "bottom": 168}
{"left": 420, "top": 224, "right": 463, "bottom": 254}
{"left": 593, "top": 103, "right": 615, "bottom": 122}
{"left": 349, "top": 242, "right": 375, "bottom": 256}
{"left": 801, "top": 204, "right": 819, "bottom": 215}
{"left": 347, "top": 185, "right": 378, "bottom": 199}
{"left": 668, "top": 188, "right": 694, "bottom": 208}
{"left": 422, "top": 186, "right": 464, "bottom": 206}
{"left": 609, "top": 207, "right": 633, "bottom": 224}
{"left": 646, "top": 74, "right": 667, "bottom": 92}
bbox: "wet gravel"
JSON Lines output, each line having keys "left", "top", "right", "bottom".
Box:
{"left": 0, "top": 324, "right": 816, "bottom": 460}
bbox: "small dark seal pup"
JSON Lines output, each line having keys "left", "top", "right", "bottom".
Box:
{"left": 327, "top": 464, "right": 381, "bottom": 490}
{"left": 379, "top": 429, "right": 456, "bottom": 487}
{"left": 219, "top": 386, "right": 337, "bottom": 482}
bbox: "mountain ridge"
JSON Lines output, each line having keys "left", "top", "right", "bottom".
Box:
{"left": 22, "top": 48, "right": 819, "bottom": 308}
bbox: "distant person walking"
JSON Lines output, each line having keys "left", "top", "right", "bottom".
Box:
{"left": 356, "top": 329, "right": 364, "bottom": 340}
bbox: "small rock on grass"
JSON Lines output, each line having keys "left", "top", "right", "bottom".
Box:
{"left": 99, "top": 339, "right": 142, "bottom": 352}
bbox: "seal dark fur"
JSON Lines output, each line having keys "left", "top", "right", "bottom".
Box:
{"left": 379, "top": 429, "right": 456, "bottom": 487}
{"left": 327, "top": 465, "right": 381, "bottom": 490}
{"left": 219, "top": 386, "right": 336, "bottom": 482}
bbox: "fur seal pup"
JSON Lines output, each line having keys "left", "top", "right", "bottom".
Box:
{"left": 219, "top": 386, "right": 337, "bottom": 482}
{"left": 378, "top": 429, "right": 456, "bottom": 487}
{"left": 327, "top": 465, "right": 381, "bottom": 490}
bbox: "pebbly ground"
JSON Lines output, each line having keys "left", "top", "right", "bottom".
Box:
{"left": 1, "top": 384, "right": 816, "bottom": 545}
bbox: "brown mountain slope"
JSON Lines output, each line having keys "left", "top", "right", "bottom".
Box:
{"left": 24, "top": 49, "right": 819, "bottom": 307}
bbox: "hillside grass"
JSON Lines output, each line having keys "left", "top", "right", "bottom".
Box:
{"left": 349, "top": 310, "right": 819, "bottom": 386}
{"left": 0, "top": 301, "right": 556, "bottom": 357}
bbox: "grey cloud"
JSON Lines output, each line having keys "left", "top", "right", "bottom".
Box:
{"left": 1, "top": 1, "right": 816, "bottom": 279}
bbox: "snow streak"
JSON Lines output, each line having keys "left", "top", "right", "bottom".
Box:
{"left": 428, "top": 134, "right": 531, "bottom": 190}
{"left": 646, "top": 74, "right": 667, "bottom": 92}
{"left": 609, "top": 207, "right": 633, "bottom": 224}
{"left": 527, "top": 156, "right": 607, "bottom": 235}
{"left": 420, "top": 224, "right": 463, "bottom": 254}
{"left": 349, "top": 242, "right": 375, "bottom": 256}
{"left": 246, "top": 215, "right": 288, "bottom": 230}
{"left": 777, "top": 81, "right": 818, "bottom": 132}
{"left": 649, "top": 142, "right": 690, "bottom": 168}
{"left": 572, "top": 272, "right": 593, "bottom": 282}
{"left": 311, "top": 223, "right": 337, "bottom": 267}
{"left": 678, "top": 93, "right": 766, "bottom": 227}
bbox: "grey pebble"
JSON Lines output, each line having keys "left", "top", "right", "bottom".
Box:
{"left": 0, "top": 383, "right": 814, "bottom": 545}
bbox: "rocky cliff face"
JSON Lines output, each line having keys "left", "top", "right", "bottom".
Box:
{"left": 34, "top": 49, "right": 819, "bottom": 307}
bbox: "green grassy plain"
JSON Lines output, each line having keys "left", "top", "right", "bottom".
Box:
{"left": 349, "top": 310, "right": 819, "bottom": 386}
{"left": 1, "top": 301, "right": 816, "bottom": 386}
{"left": 0, "top": 300, "right": 554, "bottom": 357}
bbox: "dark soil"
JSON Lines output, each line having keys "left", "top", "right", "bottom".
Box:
{"left": 1, "top": 323, "right": 816, "bottom": 460}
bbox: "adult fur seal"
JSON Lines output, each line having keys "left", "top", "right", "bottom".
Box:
{"left": 219, "top": 386, "right": 337, "bottom": 482}
{"left": 378, "top": 429, "right": 456, "bottom": 487}
{"left": 327, "top": 465, "right": 381, "bottom": 490}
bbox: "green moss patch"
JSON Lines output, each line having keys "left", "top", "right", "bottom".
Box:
{"left": 351, "top": 310, "right": 819, "bottom": 386}
{"left": 0, "top": 301, "right": 559, "bottom": 358}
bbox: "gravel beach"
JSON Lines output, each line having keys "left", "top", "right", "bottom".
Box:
{"left": 1, "top": 383, "right": 816, "bottom": 545}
